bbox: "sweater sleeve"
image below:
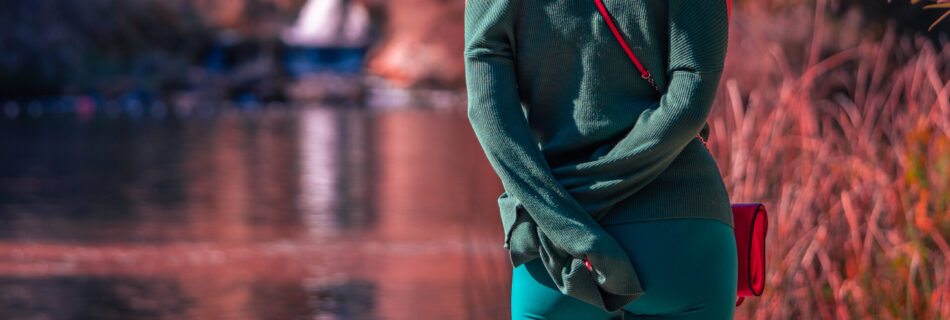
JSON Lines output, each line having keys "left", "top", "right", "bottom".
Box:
{"left": 463, "top": 0, "right": 648, "bottom": 294}
{"left": 551, "top": 0, "right": 729, "bottom": 212}
{"left": 464, "top": 0, "right": 612, "bottom": 258}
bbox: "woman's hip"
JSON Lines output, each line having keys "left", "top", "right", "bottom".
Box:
{"left": 603, "top": 217, "right": 738, "bottom": 317}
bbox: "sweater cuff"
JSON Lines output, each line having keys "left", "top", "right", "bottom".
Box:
{"left": 501, "top": 192, "right": 646, "bottom": 312}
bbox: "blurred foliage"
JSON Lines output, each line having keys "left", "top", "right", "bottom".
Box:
{"left": 0, "top": 0, "right": 312, "bottom": 98}
{"left": 740, "top": 0, "right": 950, "bottom": 44}
{"left": 0, "top": 1, "right": 208, "bottom": 96}
{"left": 840, "top": 0, "right": 949, "bottom": 37}
{"left": 913, "top": 0, "right": 950, "bottom": 31}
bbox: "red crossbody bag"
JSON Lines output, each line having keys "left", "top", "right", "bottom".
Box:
{"left": 588, "top": 0, "right": 768, "bottom": 307}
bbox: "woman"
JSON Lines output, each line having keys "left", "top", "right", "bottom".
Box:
{"left": 463, "top": 0, "right": 737, "bottom": 319}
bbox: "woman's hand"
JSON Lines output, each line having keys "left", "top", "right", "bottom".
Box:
{"left": 572, "top": 229, "right": 641, "bottom": 295}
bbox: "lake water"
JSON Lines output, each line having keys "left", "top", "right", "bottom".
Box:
{"left": 0, "top": 106, "right": 512, "bottom": 319}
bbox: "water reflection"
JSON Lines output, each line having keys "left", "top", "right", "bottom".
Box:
{"left": 300, "top": 107, "right": 375, "bottom": 238}
{"left": 0, "top": 276, "right": 192, "bottom": 319}
{"left": 0, "top": 107, "right": 511, "bottom": 319}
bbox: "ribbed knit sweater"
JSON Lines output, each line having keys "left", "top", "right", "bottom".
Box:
{"left": 463, "top": 0, "right": 734, "bottom": 313}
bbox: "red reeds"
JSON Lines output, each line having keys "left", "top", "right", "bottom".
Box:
{"left": 710, "top": 2, "right": 950, "bottom": 318}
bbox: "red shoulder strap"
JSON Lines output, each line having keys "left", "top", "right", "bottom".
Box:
{"left": 592, "top": 0, "right": 658, "bottom": 92}
{"left": 593, "top": 0, "right": 732, "bottom": 93}
{"left": 594, "top": 0, "right": 728, "bottom": 144}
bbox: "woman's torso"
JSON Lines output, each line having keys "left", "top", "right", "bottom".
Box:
{"left": 510, "top": 0, "right": 734, "bottom": 229}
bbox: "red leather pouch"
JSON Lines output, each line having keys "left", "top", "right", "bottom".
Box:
{"left": 731, "top": 203, "right": 768, "bottom": 306}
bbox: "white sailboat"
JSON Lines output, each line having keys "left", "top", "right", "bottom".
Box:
{"left": 281, "top": 0, "right": 371, "bottom": 48}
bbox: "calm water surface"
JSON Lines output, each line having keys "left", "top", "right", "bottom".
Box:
{"left": 0, "top": 107, "right": 511, "bottom": 319}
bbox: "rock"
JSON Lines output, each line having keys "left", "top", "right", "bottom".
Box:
{"left": 365, "top": 0, "right": 465, "bottom": 88}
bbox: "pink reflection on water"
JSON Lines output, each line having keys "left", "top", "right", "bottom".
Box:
{"left": 371, "top": 108, "right": 510, "bottom": 319}
{"left": 0, "top": 107, "right": 512, "bottom": 319}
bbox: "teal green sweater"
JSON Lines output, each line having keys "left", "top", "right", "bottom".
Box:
{"left": 464, "top": 0, "right": 734, "bottom": 313}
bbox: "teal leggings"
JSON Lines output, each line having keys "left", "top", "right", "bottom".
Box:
{"left": 510, "top": 218, "right": 738, "bottom": 319}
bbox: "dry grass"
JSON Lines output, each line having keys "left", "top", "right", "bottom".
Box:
{"left": 709, "top": 2, "right": 950, "bottom": 318}
{"left": 914, "top": 0, "right": 950, "bottom": 31}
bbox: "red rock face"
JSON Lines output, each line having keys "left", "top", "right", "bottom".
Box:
{"left": 365, "top": 0, "right": 466, "bottom": 88}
